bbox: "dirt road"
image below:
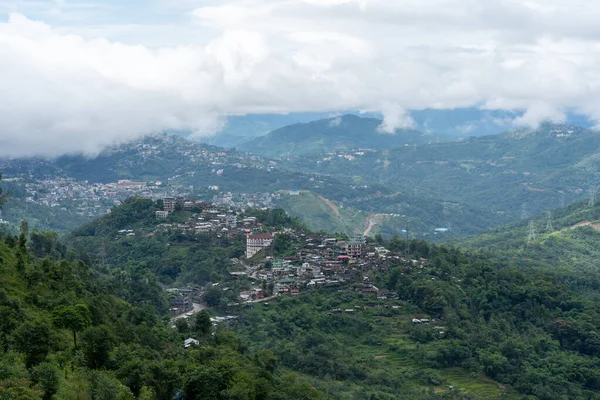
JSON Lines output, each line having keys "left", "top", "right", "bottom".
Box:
{"left": 170, "top": 303, "right": 206, "bottom": 324}
{"left": 363, "top": 215, "right": 377, "bottom": 236}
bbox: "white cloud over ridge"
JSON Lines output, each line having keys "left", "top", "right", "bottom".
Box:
{"left": 1, "top": 0, "right": 600, "bottom": 156}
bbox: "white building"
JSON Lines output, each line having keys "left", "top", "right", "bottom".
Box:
{"left": 246, "top": 233, "right": 273, "bottom": 258}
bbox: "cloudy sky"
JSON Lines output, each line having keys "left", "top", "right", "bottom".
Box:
{"left": 0, "top": 0, "right": 598, "bottom": 156}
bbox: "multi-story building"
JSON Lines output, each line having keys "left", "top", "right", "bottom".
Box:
{"left": 163, "top": 197, "right": 176, "bottom": 212}
{"left": 246, "top": 233, "right": 273, "bottom": 258}
{"left": 164, "top": 197, "right": 185, "bottom": 212}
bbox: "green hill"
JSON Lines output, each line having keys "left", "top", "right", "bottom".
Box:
{"left": 461, "top": 199, "right": 600, "bottom": 279}
{"left": 240, "top": 114, "right": 432, "bottom": 158}
{"left": 285, "top": 123, "right": 600, "bottom": 225}
{"left": 275, "top": 191, "right": 366, "bottom": 235}
{"left": 0, "top": 214, "right": 322, "bottom": 399}
{"left": 275, "top": 190, "right": 513, "bottom": 239}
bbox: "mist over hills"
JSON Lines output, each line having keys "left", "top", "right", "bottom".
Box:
{"left": 189, "top": 108, "right": 597, "bottom": 150}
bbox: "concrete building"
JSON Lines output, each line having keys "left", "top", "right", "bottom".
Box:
{"left": 163, "top": 197, "right": 176, "bottom": 212}
{"left": 246, "top": 233, "right": 273, "bottom": 258}
{"left": 156, "top": 210, "right": 169, "bottom": 219}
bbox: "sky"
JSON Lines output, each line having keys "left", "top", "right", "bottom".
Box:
{"left": 1, "top": 0, "right": 599, "bottom": 156}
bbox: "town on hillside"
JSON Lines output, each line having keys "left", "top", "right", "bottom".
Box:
{"left": 154, "top": 199, "right": 430, "bottom": 320}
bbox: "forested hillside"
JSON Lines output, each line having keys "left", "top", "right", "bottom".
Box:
{"left": 0, "top": 216, "right": 327, "bottom": 399}
{"left": 283, "top": 123, "right": 600, "bottom": 223}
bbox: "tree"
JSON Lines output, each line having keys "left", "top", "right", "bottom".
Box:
{"left": 14, "top": 320, "right": 53, "bottom": 367}
{"left": 203, "top": 287, "right": 223, "bottom": 308}
{"left": 30, "top": 362, "right": 59, "bottom": 400}
{"left": 52, "top": 304, "right": 91, "bottom": 348}
{"left": 194, "top": 310, "right": 212, "bottom": 337}
{"left": 29, "top": 231, "right": 59, "bottom": 258}
{"left": 80, "top": 326, "right": 115, "bottom": 369}
{"left": 273, "top": 234, "right": 293, "bottom": 256}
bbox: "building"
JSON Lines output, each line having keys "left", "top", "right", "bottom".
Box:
{"left": 164, "top": 197, "right": 185, "bottom": 212}
{"left": 347, "top": 234, "right": 365, "bottom": 258}
{"left": 184, "top": 338, "right": 199, "bottom": 348}
{"left": 225, "top": 214, "right": 237, "bottom": 229}
{"left": 246, "top": 233, "right": 273, "bottom": 258}
{"left": 163, "top": 197, "right": 176, "bottom": 212}
{"left": 156, "top": 210, "right": 169, "bottom": 219}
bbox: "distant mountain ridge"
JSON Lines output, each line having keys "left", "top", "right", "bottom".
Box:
{"left": 283, "top": 123, "right": 600, "bottom": 224}
{"left": 238, "top": 114, "right": 433, "bottom": 157}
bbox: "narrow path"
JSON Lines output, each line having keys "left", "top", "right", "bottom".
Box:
{"left": 318, "top": 195, "right": 340, "bottom": 217}
{"left": 363, "top": 214, "right": 377, "bottom": 236}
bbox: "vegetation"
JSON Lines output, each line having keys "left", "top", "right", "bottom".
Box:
{"left": 283, "top": 123, "right": 600, "bottom": 231}
{"left": 7, "top": 179, "right": 600, "bottom": 398}
{"left": 67, "top": 198, "right": 246, "bottom": 289}
{"left": 0, "top": 216, "right": 326, "bottom": 399}
{"left": 235, "top": 234, "right": 600, "bottom": 399}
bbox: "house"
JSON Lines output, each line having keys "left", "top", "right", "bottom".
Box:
{"left": 184, "top": 338, "right": 199, "bottom": 348}
{"left": 171, "top": 296, "right": 192, "bottom": 311}
{"left": 377, "top": 289, "right": 391, "bottom": 300}
{"left": 155, "top": 210, "right": 169, "bottom": 219}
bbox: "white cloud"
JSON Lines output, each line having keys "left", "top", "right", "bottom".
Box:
{"left": 329, "top": 116, "right": 342, "bottom": 127}
{"left": 377, "top": 104, "right": 416, "bottom": 134}
{"left": 513, "top": 102, "right": 566, "bottom": 127}
{"left": 2, "top": 0, "right": 600, "bottom": 156}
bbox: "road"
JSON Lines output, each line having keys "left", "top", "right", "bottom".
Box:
{"left": 170, "top": 302, "right": 206, "bottom": 324}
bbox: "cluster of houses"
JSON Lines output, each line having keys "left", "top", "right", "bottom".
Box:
{"left": 166, "top": 286, "right": 202, "bottom": 317}
{"left": 154, "top": 201, "right": 265, "bottom": 237}
{"left": 232, "top": 231, "right": 429, "bottom": 304}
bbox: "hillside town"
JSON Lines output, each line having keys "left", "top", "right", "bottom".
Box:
{"left": 154, "top": 199, "right": 429, "bottom": 317}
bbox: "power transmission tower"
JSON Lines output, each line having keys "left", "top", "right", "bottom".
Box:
{"left": 443, "top": 202, "right": 449, "bottom": 214}
{"left": 546, "top": 211, "right": 553, "bottom": 232}
{"left": 589, "top": 186, "right": 598, "bottom": 207}
{"left": 527, "top": 220, "right": 536, "bottom": 243}
{"left": 521, "top": 204, "right": 528, "bottom": 220}
{"left": 559, "top": 192, "right": 566, "bottom": 208}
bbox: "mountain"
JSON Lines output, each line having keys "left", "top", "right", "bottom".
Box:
{"left": 239, "top": 114, "right": 432, "bottom": 157}
{"left": 190, "top": 109, "right": 596, "bottom": 147}
{"left": 284, "top": 123, "right": 600, "bottom": 226}
{"left": 5, "top": 122, "right": 598, "bottom": 239}
{"left": 203, "top": 112, "right": 338, "bottom": 148}
{"left": 0, "top": 135, "right": 396, "bottom": 232}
